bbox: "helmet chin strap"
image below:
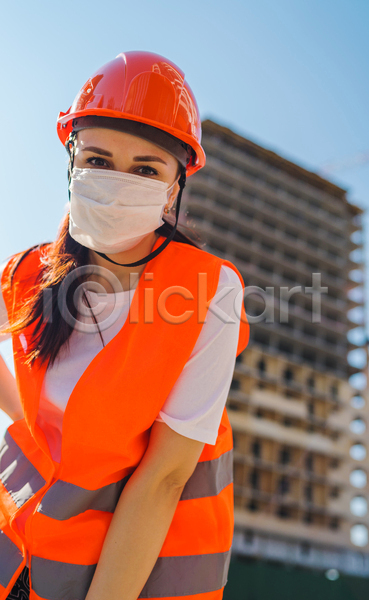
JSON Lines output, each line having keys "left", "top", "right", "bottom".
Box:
{"left": 94, "top": 171, "right": 186, "bottom": 267}
{"left": 66, "top": 132, "right": 186, "bottom": 268}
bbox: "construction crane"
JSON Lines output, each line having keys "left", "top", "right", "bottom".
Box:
{"left": 319, "top": 151, "right": 369, "bottom": 175}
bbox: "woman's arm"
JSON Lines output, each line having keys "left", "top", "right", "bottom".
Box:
{"left": 0, "top": 261, "right": 23, "bottom": 421}
{"left": 0, "top": 354, "right": 23, "bottom": 421}
{"left": 0, "top": 265, "right": 23, "bottom": 421}
{"left": 85, "top": 421, "right": 205, "bottom": 600}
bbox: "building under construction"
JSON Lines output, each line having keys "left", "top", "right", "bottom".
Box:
{"left": 182, "top": 120, "right": 369, "bottom": 583}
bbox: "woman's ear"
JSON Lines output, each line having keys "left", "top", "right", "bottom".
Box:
{"left": 167, "top": 181, "right": 181, "bottom": 209}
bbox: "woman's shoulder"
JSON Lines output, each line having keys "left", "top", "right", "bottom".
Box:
{"left": 170, "top": 239, "right": 232, "bottom": 267}
{"left": 218, "top": 263, "right": 244, "bottom": 288}
{"left": 170, "top": 240, "right": 244, "bottom": 288}
{"left": 1, "top": 243, "right": 52, "bottom": 288}
{"left": 3, "top": 242, "right": 49, "bottom": 263}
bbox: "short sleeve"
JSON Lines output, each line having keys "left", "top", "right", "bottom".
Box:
{"left": 0, "top": 261, "right": 11, "bottom": 342}
{"left": 155, "top": 265, "right": 243, "bottom": 445}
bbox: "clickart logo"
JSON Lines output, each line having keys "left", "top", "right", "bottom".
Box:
{"left": 42, "top": 264, "right": 327, "bottom": 332}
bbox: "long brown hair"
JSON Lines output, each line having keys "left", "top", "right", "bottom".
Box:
{"left": 3, "top": 214, "right": 200, "bottom": 367}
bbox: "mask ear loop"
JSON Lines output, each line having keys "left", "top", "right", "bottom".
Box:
{"left": 66, "top": 131, "right": 77, "bottom": 202}
{"left": 94, "top": 170, "right": 187, "bottom": 267}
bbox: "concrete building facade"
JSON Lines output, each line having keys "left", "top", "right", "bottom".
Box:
{"left": 181, "top": 119, "right": 369, "bottom": 577}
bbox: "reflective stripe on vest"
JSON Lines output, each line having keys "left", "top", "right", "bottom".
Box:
{"left": 37, "top": 450, "right": 233, "bottom": 521}
{"left": 180, "top": 449, "right": 233, "bottom": 501}
{"left": 37, "top": 476, "right": 131, "bottom": 520}
{"left": 0, "top": 431, "right": 46, "bottom": 509}
{"left": 139, "top": 551, "right": 231, "bottom": 598}
{"left": 31, "top": 557, "right": 96, "bottom": 600}
{"left": 31, "top": 550, "right": 231, "bottom": 599}
{"left": 0, "top": 530, "right": 23, "bottom": 587}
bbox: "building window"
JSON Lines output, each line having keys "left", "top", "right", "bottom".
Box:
{"left": 305, "top": 454, "right": 314, "bottom": 472}
{"left": 304, "top": 298, "right": 312, "bottom": 312}
{"left": 304, "top": 485, "right": 313, "bottom": 502}
{"left": 251, "top": 440, "right": 262, "bottom": 459}
{"left": 302, "top": 349, "right": 315, "bottom": 364}
{"left": 303, "top": 512, "right": 313, "bottom": 524}
{"left": 279, "top": 341, "right": 293, "bottom": 355}
{"left": 306, "top": 239, "right": 317, "bottom": 250}
{"left": 244, "top": 529, "right": 254, "bottom": 544}
{"left": 257, "top": 359, "right": 266, "bottom": 373}
{"left": 307, "top": 261, "right": 318, "bottom": 271}
{"left": 211, "top": 242, "right": 229, "bottom": 256}
{"left": 261, "top": 241, "right": 275, "bottom": 253}
{"left": 215, "top": 195, "right": 231, "bottom": 209}
{"left": 249, "top": 469, "right": 260, "bottom": 490}
{"left": 307, "top": 376, "right": 315, "bottom": 390}
{"left": 248, "top": 500, "right": 258, "bottom": 512}
{"left": 277, "top": 506, "right": 290, "bottom": 519}
{"left": 303, "top": 326, "right": 316, "bottom": 338}
{"left": 277, "top": 476, "right": 290, "bottom": 495}
{"left": 253, "top": 331, "right": 270, "bottom": 347}
{"left": 307, "top": 402, "right": 315, "bottom": 416}
{"left": 218, "top": 176, "right": 233, "bottom": 189}
{"left": 213, "top": 218, "right": 229, "bottom": 232}
{"left": 329, "top": 518, "right": 340, "bottom": 530}
{"left": 285, "top": 229, "right": 298, "bottom": 240}
{"left": 326, "top": 334, "right": 337, "bottom": 346}
{"left": 289, "top": 295, "right": 299, "bottom": 307}
{"left": 259, "top": 261, "right": 274, "bottom": 274}
{"left": 279, "top": 448, "right": 291, "bottom": 465}
{"left": 329, "top": 487, "right": 340, "bottom": 499}
{"left": 283, "top": 271, "right": 297, "bottom": 285}
{"left": 228, "top": 401, "right": 240, "bottom": 411}
{"left": 263, "top": 219, "right": 276, "bottom": 231}
{"left": 283, "top": 368, "right": 294, "bottom": 382}
{"left": 231, "top": 379, "right": 240, "bottom": 391}
{"left": 325, "top": 357, "right": 337, "bottom": 370}
{"left": 326, "top": 312, "right": 338, "bottom": 323}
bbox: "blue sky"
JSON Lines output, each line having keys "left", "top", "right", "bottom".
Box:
{"left": 0, "top": 0, "right": 368, "bottom": 435}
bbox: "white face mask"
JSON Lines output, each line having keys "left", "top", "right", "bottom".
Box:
{"left": 68, "top": 168, "right": 176, "bottom": 254}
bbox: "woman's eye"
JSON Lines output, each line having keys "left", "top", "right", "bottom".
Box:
{"left": 136, "top": 165, "right": 158, "bottom": 176}
{"left": 86, "top": 156, "right": 110, "bottom": 168}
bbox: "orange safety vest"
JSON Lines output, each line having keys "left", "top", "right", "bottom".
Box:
{"left": 0, "top": 235, "right": 249, "bottom": 600}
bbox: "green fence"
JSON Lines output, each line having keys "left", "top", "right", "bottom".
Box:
{"left": 224, "top": 557, "right": 369, "bottom": 600}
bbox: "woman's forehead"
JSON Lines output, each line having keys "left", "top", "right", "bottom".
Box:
{"left": 76, "top": 128, "right": 176, "bottom": 162}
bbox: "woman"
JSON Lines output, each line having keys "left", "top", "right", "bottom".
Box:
{"left": 0, "top": 51, "right": 249, "bottom": 600}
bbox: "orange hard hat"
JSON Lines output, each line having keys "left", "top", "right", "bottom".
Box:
{"left": 57, "top": 51, "right": 206, "bottom": 176}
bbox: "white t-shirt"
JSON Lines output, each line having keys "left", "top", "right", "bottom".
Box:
{"left": 0, "top": 260, "right": 243, "bottom": 460}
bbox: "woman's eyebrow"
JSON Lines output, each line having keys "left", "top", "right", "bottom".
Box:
{"left": 82, "top": 146, "right": 113, "bottom": 157}
{"left": 81, "top": 148, "right": 167, "bottom": 165}
{"left": 134, "top": 155, "right": 167, "bottom": 165}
